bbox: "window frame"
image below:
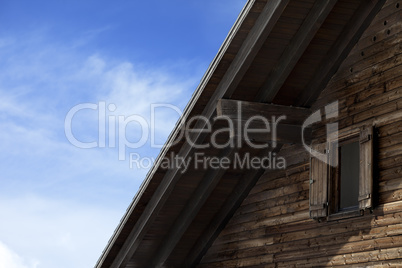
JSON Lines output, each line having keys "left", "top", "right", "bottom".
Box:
{"left": 309, "top": 125, "right": 374, "bottom": 221}
{"left": 328, "top": 133, "right": 361, "bottom": 221}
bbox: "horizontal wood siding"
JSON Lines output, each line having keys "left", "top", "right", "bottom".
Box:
{"left": 198, "top": 1, "right": 402, "bottom": 266}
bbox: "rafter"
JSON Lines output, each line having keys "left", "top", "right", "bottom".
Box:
{"left": 185, "top": 146, "right": 283, "bottom": 267}
{"left": 109, "top": 1, "right": 290, "bottom": 267}
{"left": 149, "top": 147, "right": 236, "bottom": 267}
{"left": 296, "top": 0, "right": 386, "bottom": 107}
{"left": 255, "top": 0, "right": 338, "bottom": 102}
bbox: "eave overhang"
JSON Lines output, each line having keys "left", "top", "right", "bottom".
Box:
{"left": 96, "top": 0, "right": 386, "bottom": 267}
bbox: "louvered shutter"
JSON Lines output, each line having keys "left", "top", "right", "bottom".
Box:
{"left": 359, "top": 126, "right": 374, "bottom": 211}
{"left": 309, "top": 143, "right": 328, "bottom": 219}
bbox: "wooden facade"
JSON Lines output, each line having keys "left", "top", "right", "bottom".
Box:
{"left": 96, "top": 0, "right": 402, "bottom": 267}
{"left": 200, "top": 2, "right": 402, "bottom": 265}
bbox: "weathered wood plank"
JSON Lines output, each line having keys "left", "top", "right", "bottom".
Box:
{"left": 312, "top": 68, "right": 402, "bottom": 141}
{"left": 276, "top": 247, "right": 402, "bottom": 267}
{"left": 297, "top": 0, "right": 387, "bottom": 106}
{"left": 334, "top": 7, "right": 402, "bottom": 75}
{"left": 241, "top": 178, "right": 309, "bottom": 206}
{"left": 205, "top": 213, "right": 402, "bottom": 264}
{"left": 234, "top": 190, "right": 309, "bottom": 219}
{"left": 217, "top": 99, "right": 311, "bottom": 124}
{"left": 314, "top": 62, "right": 402, "bottom": 112}
{"left": 204, "top": 219, "right": 402, "bottom": 264}
{"left": 254, "top": 0, "right": 338, "bottom": 102}
{"left": 333, "top": 37, "right": 402, "bottom": 85}
{"left": 249, "top": 169, "right": 309, "bottom": 195}
{"left": 228, "top": 199, "right": 309, "bottom": 226}
{"left": 213, "top": 209, "right": 402, "bottom": 251}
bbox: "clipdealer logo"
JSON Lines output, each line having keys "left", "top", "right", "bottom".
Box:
{"left": 64, "top": 100, "right": 339, "bottom": 172}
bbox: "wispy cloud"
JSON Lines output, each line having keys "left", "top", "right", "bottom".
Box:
{"left": 0, "top": 241, "right": 36, "bottom": 268}
{"left": 0, "top": 30, "right": 199, "bottom": 268}
{"left": 0, "top": 195, "right": 122, "bottom": 268}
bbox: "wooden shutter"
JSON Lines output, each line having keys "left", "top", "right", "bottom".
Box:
{"left": 309, "top": 143, "right": 328, "bottom": 219}
{"left": 359, "top": 125, "right": 374, "bottom": 210}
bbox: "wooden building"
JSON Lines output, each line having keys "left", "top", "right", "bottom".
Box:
{"left": 96, "top": 0, "right": 402, "bottom": 267}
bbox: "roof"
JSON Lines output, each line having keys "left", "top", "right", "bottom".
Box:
{"left": 95, "top": 0, "right": 385, "bottom": 267}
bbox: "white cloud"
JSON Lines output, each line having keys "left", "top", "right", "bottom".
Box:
{"left": 78, "top": 54, "right": 194, "bottom": 140}
{"left": 0, "top": 241, "right": 37, "bottom": 268}
{"left": 0, "top": 195, "right": 122, "bottom": 268}
{"left": 0, "top": 30, "right": 197, "bottom": 180}
{"left": 0, "top": 31, "right": 200, "bottom": 268}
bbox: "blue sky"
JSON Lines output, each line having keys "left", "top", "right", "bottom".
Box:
{"left": 0, "top": 1, "right": 246, "bottom": 268}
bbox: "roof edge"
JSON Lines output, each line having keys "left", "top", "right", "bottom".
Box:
{"left": 95, "top": 1, "right": 256, "bottom": 267}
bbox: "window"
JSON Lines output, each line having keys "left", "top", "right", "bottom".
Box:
{"left": 328, "top": 138, "right": 360, "bottom": 218}
{"left": 309, "top": 125, "right": 374, "bottom": 221}
{"left": 339, "top": 141, "right": 360, "bottom": 210}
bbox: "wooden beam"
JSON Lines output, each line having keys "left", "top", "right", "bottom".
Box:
{"left": 296, "top": 0, "right": 386, "bottom": 107}
{"left": 217, "top": 99, "right": 312, "bottom": 144}
{"left": 255, "top": 0, "right": 338, "bottom": 102}
{"left": 109, "top": 1, "right": 290, "bottom": 267}
{"left": 184, "top": 146, "right": 283, "bottom": 267}
{"left": 217, "top": 99, "right": 311, "bottom": 125}
{"left": 237, "top": 122, "right": 312, "bottom": 145}
{"left": 150, "top": 147, "right": 236, "bottom": 267}
{"left": 219, "top": 0, "right": 290, "bottom": 99}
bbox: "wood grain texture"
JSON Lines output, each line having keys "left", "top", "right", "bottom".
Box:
{"left": 359, "top": 125, "right": 374, "bottom": 210}
{"left": 309, "top": 143, "right": 328, "bottom": 219}
{"left": 199, "top": 1, "right": 402, "bottom": 267}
